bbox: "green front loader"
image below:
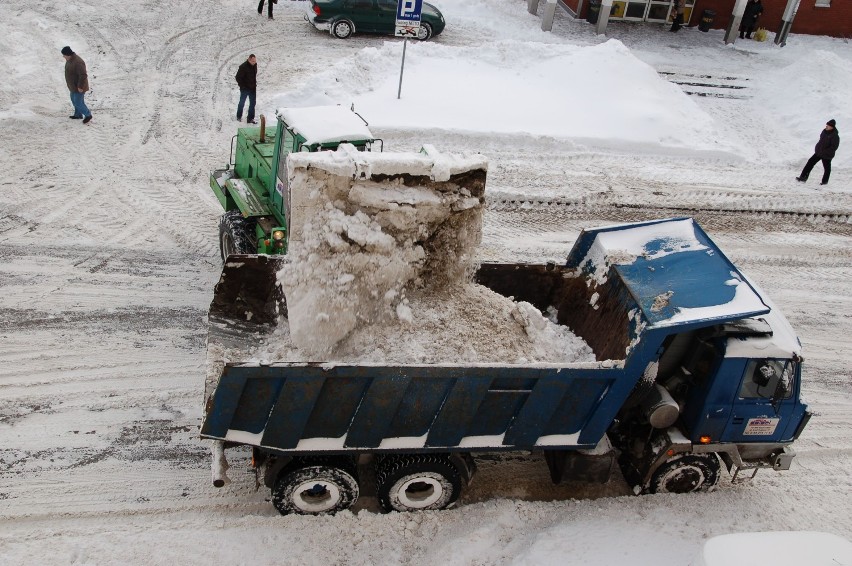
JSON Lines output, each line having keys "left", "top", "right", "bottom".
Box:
{"left": 209, "top": 105, "right": 382, "bottom": 259}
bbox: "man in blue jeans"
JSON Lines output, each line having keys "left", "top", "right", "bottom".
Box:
{"left": 61, "top": 46, "right": 92, "bottom": 124}
{"left": 235, "top": 54, "right": 258, "bottom": 124}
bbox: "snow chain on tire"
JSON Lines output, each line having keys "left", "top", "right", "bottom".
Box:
{"left": 649, "top": 453, "right": 720, "bottom": 494}
{"left": 271, "top": 459, "right": 359, "bottom": 516}
{"left": 375, "top": 454, "right": 462, "bottom": 512}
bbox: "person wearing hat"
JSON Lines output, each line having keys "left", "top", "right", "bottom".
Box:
{"left": 797, "top": 120, "right": 840, "bottom": 185}
{"left": 61, "top": 46, "right": 92, "bottom": 124}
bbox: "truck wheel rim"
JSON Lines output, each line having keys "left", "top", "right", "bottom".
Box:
{"left": 292, "top": 480, "right": 341, "bottom": 513}
{"left": 659, "top": 465, "right": 704, "bottom": 492}
{"left": 395, "top": 475, "right": 444, "bottom": 509}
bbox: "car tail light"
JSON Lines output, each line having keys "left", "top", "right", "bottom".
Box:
{"left": 313, "top": 5, "right": 321, "bottom": 16}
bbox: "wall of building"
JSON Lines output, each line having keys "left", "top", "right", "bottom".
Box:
{"left": 691, "top": 0, "right": 852, "bottom": 38}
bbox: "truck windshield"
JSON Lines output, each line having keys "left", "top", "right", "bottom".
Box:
{"left": 739, "top": 359, "right": 795, "bottom": 400}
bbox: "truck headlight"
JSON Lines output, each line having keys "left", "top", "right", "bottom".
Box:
{"left": 272, "top": 230, "right": 285, "bottom": 241}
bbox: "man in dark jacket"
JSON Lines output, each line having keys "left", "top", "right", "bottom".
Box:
{"left": 235, "top": 54, "right": 258, "bottom": 124}
{"left": 61, "top": 46, "right": 92, "bottom": 124}
{"left": 740, "top": 0, "right": 764, "bottom": 39}
{"left": 797, "top": 120, "right": 840, "bottom": 186}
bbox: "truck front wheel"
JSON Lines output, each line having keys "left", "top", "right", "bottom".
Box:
{"left": 649, "top": 453, "right": 720, "bottom": 494}
{"left": 376, "top": 454, "right": 462, "bottom": 512}
{"left": 271, "top": 464, "right": 359, "bottom": 515}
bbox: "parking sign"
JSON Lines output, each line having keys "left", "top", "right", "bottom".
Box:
{"left": 395, "top": 0, "right": 422, "bottom": 38}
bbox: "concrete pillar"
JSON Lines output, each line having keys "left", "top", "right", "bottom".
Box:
{"left": 775, "top": 0, "right": 800, "bottom": 47}
{"left": 724, "top": 0, "right": 749, "bottom": 44}
{"left": 596, "top": 0, "right": 614, "bottom": 35}
{"left": 541, "top": 0, "right": 558, "bottom": 31}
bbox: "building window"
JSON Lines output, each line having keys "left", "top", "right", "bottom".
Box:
{"left": 814, "top": 0, "right": 830, "bottom": 7}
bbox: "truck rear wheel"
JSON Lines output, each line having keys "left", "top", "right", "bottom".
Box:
{"left": 375, "top": 454, "right": 462, "bottom": 512}
{"left": 649, "top": 453, "right": 720, "bottom": 494}
{"left": 271, "top": 462, "right": 359, "bottom": 515}
{"left": 218, "top": 210, "right": 255, "bottom": 260}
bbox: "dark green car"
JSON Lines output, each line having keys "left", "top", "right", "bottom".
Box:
{"left": 306, "top": 0, "right": 446, "bottom": 40}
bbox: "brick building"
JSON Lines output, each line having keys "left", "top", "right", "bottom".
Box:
{"left": 560, "top": 0, "right": 852, "bottom": 38}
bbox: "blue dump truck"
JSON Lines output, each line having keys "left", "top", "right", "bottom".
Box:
{"left": 201, "top": 217, "right": 811, "bottom": 515}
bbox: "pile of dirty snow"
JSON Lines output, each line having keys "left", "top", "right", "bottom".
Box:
{"left": 263, "top": 144, "right": 597, "bottom": 364}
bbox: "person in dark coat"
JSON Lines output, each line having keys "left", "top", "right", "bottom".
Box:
{"left": 669, "top": 0, "right": 685, "bottom": 32}
{"left": 61, "top": 46, "right": 92, "bottom": 124}
{"left": 235, "top": 54, "right": 258, "bottom": 124}
{"left": 257, "top": 0, "right": 276, "bottom": 20}
{"left": 740, "top": 0, "right": 764, "bottom": 39}
{"left": 797, "top": 120, "right": 840, "bottom": 186}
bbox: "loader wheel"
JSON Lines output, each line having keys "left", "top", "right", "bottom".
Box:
{"left": 332, "top": 19, "right": 354, "bottom": 39}
{"left": 416, "top": 23, "right": 433, "bottom": 41}
{"left": 649, "top": 453, "right": 720, "bottom": 494}
{"left": 271, "top": 461, "right": 359, "bottom": 516}
{"left": 375, "top": 454, "right": 462, "bottom": 512}
{"left": 218, "top": 210, "right": 256, "bottom": 260}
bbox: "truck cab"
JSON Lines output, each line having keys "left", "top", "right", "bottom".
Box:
{"left": 210, "top": 106, "right": 380, "bottom": 258}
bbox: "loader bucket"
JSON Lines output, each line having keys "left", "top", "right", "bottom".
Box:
{"left": 207, "top": 255, "right": 287, "bottom": 349}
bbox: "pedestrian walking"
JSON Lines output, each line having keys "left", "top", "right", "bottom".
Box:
{"left": 739, "top": 0, "right": 764, "bottom": 39}
{"left": 61, "top": 46, "right": 92, "bottom": 124}
{"left": 670, "top": 0, "right": 685, "bottom": 32}
{"left": 257, "top": 0, "right": 276, "bottom": 19}
{"left": 235, "top": 54, "right": 258, "bottom": 124}
{"left": 797, "top": 120, "right": 840, "bottom": 186}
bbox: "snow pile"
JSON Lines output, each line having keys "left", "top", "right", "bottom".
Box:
{"left": 270, "top": 39, "right": 733, "bottom": 153}
{"left": 269, "top": 143, "right": 596, "bottom": 363}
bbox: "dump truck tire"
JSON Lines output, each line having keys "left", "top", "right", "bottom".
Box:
{"left": 376, "top": 454, "right": 462, "bottom": 512}
{"left": 218, "top": 210, "right": 255, "bottom": 260}
{"left": 271, "top": 463, "right": 359, "bottom": 516}
{"left": 649, "top": 453, "right": 720, "bottom": 494}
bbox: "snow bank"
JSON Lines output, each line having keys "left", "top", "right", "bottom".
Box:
{"left": 270, "top": 39, "right": 733, "bottom": 153}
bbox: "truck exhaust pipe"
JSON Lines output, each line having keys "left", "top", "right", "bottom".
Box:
{"left": 211, "top": 440, "right": 231, "bottom": 488}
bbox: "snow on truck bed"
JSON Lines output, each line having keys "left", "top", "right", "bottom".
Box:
{"left": 236, "top": 144, "right": 596, "bottom": 366}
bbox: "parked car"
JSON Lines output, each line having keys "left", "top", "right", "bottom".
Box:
{"left": 306, "top": 0, "right": 446, "bottom": 40}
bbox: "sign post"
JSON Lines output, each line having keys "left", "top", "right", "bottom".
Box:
{"left": 395, "top": 0, "right": 423, "bottom": 99}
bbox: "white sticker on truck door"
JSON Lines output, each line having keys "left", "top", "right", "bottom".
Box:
{"left": 743, "top": 417, "right": 780, "bottom": 435}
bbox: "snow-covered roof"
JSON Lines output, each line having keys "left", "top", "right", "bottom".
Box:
{"left": 567, "top": 218, "right": 771, "bottom": 329}
{"left": 277, "top": 106, "right": 375, "bottom": 145}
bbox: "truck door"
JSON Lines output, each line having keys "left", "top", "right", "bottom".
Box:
{"left": 721, "top": 358, "right": 797, "bottom": 443}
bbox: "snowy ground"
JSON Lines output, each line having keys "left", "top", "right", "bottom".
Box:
{"left": 1, "top": 0, "right": 851, "bottom": 564}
